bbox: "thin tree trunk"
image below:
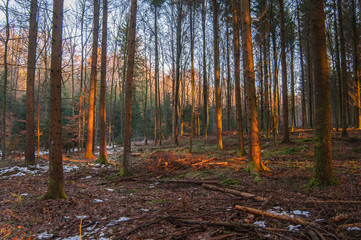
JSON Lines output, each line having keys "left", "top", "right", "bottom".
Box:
{"left": 190, "top": 2, "right": 195, "bottom": 153}
{"left": 226, "top": 21, "right": 232, "bottom": 131}
{"left": 337, "top": 0, "right": 348, "bottom": 137}
{"left": 232, "top": 0, "right": 245, "bottom": 155}
{"left": 98, "top": 0, "right": 108, "bottom": 164}
{"left": 154, "top": 6, "right": 159, "bottom": 145}
{"left": 279, "top": 0, "right": 290, "bottom": 143}
{"left": 212, "top": 0, "right": 223, "bottom": 149}
{"left": 25, "top": 0, "right": 38, "bottom": 165}
{"left": 42, "top": 0, "right": 66, "bottom": 199}
{"left": 121, "top": 0, "right": 137, "bottom": 175}
{"left": 174, "top": 0, "right": 182, "bottom": 146}
{"left": 85, "top": 0, "right": 100, "bottom": 159}
{"left": 202, "top": 0, "right": 209, "bottom": 139}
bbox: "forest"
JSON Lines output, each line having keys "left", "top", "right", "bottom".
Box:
{"left": 0, "top": 0, "right": 361, "bottom": 239}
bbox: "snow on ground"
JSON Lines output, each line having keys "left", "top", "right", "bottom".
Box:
{"left": 0, "top": 164, "right": 49, "bottom": 179}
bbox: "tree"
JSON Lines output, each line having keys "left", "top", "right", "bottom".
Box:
{"left": 232, "top": 0, "right": 245, "bottom": 155}
{"left": 240, "top": 0, "right": 268, "bottom": 172}
{"left": 309, "top": 0, "right": 334, "bottom": 186}
{"left": 202, "top": 0, "right": 209, "bottom": 139}
{"left": 42, "top": 0, "right": 66, "bottom": 199}
{"left": 25, "top": 0, "right": 38, "bottom": 165}
{"left": 279, "top": 0, "right": 290, "bottom": 143}
{"left": 85, "top": 0, "right": 100, "bottom": 159}
{"left": 212, "top": 0, "right": 223, "bottom": 149}
{"left": 98, "top": 0, "right": 108, "bottom": 164}
{"left": 174, "top": 0, "right": 182, "bottom": 146}
{"left": 121, "top": 0, "right": 138, "bottom": 175}
{"left": 337, "top": 0, "right": 348, "bottom": 137}
{"left": 189, "top": 1, "right": 195, "bottom": 153}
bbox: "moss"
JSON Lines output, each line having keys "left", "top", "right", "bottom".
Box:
{"left": 40, "top": 177, "right": 67, "bottom": 200}
{"left": 96, "top": 155, "right": 108, "bottom": 165}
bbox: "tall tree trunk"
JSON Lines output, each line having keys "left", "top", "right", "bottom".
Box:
{"left": 296, "top": 0, "right": 306, "bottom": 129}
{"left": 337, "top": 0, "right": 348, "bottom": 137}
{"left": 240, "top": 0, "right": 268, "bottom": 172}
{"left": 25, "top": 0, "right": 38, "bottom": 165}
{"left": 98, "top": 0, "right": 108, "bottom": 164}
{"left": 264, "top": 38, "right": 270, "bottom": 138}
{"left": 154, "top": 6, "right": 159, "bottom": 145}
{"left": 85, "top": 0, "right": 100, "bottom": 159}
{"left": 174, "top": 0, "right": 182, "bottom": 146}
{"left": 226, "top": 21, "right": 232, "bottom": 131}
{"left": 42, "top": 0, "right": 66, "bottom": 199}
{"left": 1, "top": 0, "right": 9, "bottom": 162}
{"left": 190, "top": 2, "right": 195, "bottom": 153}
{"left": 290, "top": 43, "right": 296, "bottom": 131}
{"left": 121, "top": 0, "right": 137, "bottom": 175}
{"left": 279, "top": 0, "right": 290, "bottom": 143}
{"left": 232, "top": 0, "right": 245, "bottom": 155}
{"left": 202, "top": 0, "right": 209, "bottom": 139}
{"left": 351, "top": 0, "right": 360, "bottom": 129}
{"left": 309, "top": 0, "right": 334, "bottom": 186}
{"left": 212, "top": 0, "right": 223, "bottom": 149}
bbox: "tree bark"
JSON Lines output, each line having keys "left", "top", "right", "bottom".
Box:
{"left": 25, "top": 0, "right": 38, "bottom": 165}
{"left": 85, "top": 0, "right": 100, "bottom": 159}
{"left": 121, "top": 0, "right": 137, "bottom": 175}
{"left": 279, "top": 0, "right": 290, "bottom": 143}
{"left": 232, "top": 0, "right": 245, "bottom": 155}
{"left": 42, "top": 0, "right": 66, "bottom": 199}
{"left": 309, "top": 0, "right": 334, "bottom": 186}
{"left": 98, "top": 0, "right": 108, "bottom": 164}
{"left": 297, "top": 0, "right": 306, "bottom": 129}
{"left": 190, "top": 2, "right": 195, "bottom": 153}
{"left": 212, "top": 0, "right": 223, "bottom": 149}
{"left": 240, "top": 0, "right": 268, "bottom": 172}
{"left": 174, "top": 0, "right": 182, "bottom": 146}
{"left": 202, "top": 0, "right": 209, "bottom": 139}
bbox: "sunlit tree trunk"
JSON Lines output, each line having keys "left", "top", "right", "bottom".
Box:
{"left": 154, "top": 5, "right": 159, "bottom": 145}
{"left": 25, "top": 0, "right": 38, "bottom": 165}
{"left": 240, "top": 0, "right": 269, "bottom": 172}
{"left": 226, "top": 21, "right": 232, "bottom": 131}
{"left": 279, "top": 0, "right": 290, "bottom": 143}
{"left": 309, "top": 0, "right": 334, "bottom": 186}
{"left": 337, "top": 0, "right": 348, "bottom": 137}
{"left": 121, "top": 0, "right": 137, "bottom": 175}
{"left": 42, "top": 0, "right": 66, "bottom": 199}
{"left": 351, "top": 0, "right": 360, "bottom": 129}
{"left": 232, "top": 0, "right": 245, "bottom": 155}
{"left": 212, "top": 0, "right": 223, "bottom": 149}
{"left": 98, "top": 0, "right": 108, "bottom": 164}
{"left": 85, "top": 0, "right": 100, "bottom": 159}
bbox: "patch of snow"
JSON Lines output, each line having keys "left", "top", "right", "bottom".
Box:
{"left": 64, "top": 216, "right": 71, "bottom": 219}
{"left": 107, "top": 217, "right": 130, "bottom": 226}
{"left": 286, "top": 225, "right": 301, "bottom": 231}
{"left": 63, "top": 165, "right": 79, "bottom": 173}
{"left": 316, "top": 219, "right": 324, "bottom": 222}
{"left": 148, "top": 184, "right": 155, "bottom": 189}
{"left": 347, "top": 227, "right": 361, "bottom": 231}
{"left": 81, "top": 176, "right": 92, "bottom": 179}
{"left": 177, "top": 198, "right": 182, "bottom": 200}
{"left": 21, "top": 193, "right": 28, "bottom": 196}
{"left": 105, "top": 188, "right": 115, "bottom": 192}
{"left": 37, "top": 232, "right": 54, "bottom": 239}
{"left": 76, "top": 215, "right": 87, "bottom": 219}
{"left": 293, "top": 210, "right": 302, "bottom": 215}
{"left": 254, "top": 221, "right": 266, "bottom": 227}
{"left": 140, "top": 208, "right": 149, "bottom": 212}
{"left": 94, "top": 199, "right": 104, "bottom": 203}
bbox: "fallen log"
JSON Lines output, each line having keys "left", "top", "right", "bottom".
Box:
{"left": 235, "top": 205, "right": 311, "bottom": 226}
{"left": 202, "top": 184, "right": 267, "bottom": 201}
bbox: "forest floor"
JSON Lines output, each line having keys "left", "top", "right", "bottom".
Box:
{"left": 1, "top": 129, "right": 361, "bottom": 240}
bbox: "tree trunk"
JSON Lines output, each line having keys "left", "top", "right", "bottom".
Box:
{"left": 226, "top": 21, "right": 232, "bottom": 132}
{"left": 309, "top": 0, "right": 334, "bottom": 186}
{"left": 202, "top": 0, "right": 209, "bottom": 140}
{"left": 121, "top": 0, "right": 137, "bottom": 175}
{"left": 337, "top": 0, "right": 348, "bottom": 137}
{"left": 240, "top": 0, "right": 269, "bottom": 172}
{"left": 25, "top": 0, "right": 38, "bottom": 165}
{"left": 98, "top": 0, "right": 108, "bottom": 164}
{"left": 42, "top": 0, "right": 67, "bottom": 199}
{"left": 154, "top": 6, "right": 159, "bottom": 145}
{"left": 212, "top": 0, "right": 223, "bottom": 149}
{"left": 85, "top": 0, "right": 100, "bottom": 159}
{"left": 190, "top": 2, "right": 195, "bottom": 153}
{"left": 174, "top": 0, "right": 182, "bottom": 146}
{"left": 351, "top": 0, "right": 360, "bottom": 129}
{"left": 232, "top": 0, "right": 245, "bottom": 155}
{"left": 279, "top": 0, "right": 290, "bottom": 143}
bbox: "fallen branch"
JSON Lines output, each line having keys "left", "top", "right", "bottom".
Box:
{"left": 338, "top": 222, "right": 361, "bottom": 230}
{"left": 235, "top": 205, "right": 311, "bottom": 226}
{"left": 332, "top": 213, "right": 354, "bottom": 222}
{"left": 202, "top": 184, "right": 267, "bottom": 201}
{"left": 167, "top": 216, "right": 289, "bottom": 232}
